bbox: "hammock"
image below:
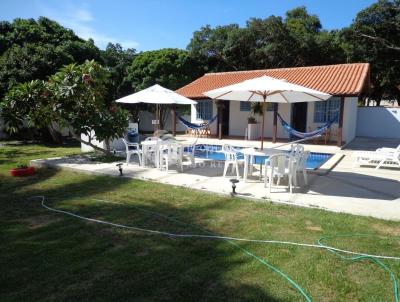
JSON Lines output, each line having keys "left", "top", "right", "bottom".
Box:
{"left": 277, "top": 112, "right": 338, "bottom": 139}
{"left": 178, "top": 114, "right": 218, "bottom": 130}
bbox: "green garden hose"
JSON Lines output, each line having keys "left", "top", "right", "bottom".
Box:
{"left": 36, "top": 196, "right": 399, "bottom": 301}
{"left": 318, "top": 234, "right": 399, "bottom": 302}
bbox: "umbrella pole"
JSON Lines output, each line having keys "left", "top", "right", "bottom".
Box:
{"left": 260, "top": 96, "right": 266, "bottom": 149}
{"left": 171, "top": 105, "right": 176, "bottom": 136}
{"left": 156, "top": 104, "right": 160, "bottom": 132}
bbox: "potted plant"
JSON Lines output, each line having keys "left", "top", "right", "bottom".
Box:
{"left": 10, "top": 163, "right": 36, "bottom": 177}
{"left": 247, "top": 116, "right": 257, "bottom": 124}
{"left": 247, "top": 103, "right": 262, "bottom": 139}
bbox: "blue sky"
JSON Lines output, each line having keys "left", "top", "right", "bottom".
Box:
{"left": 1, "top": 0, "right": 376, "bottom": 51}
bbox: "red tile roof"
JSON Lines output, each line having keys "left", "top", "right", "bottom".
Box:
{"left": 177, "top": 63, "right": 370, "bottom": 99}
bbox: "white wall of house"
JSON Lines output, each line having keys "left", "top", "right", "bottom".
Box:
{"left": 138, "top": 110, "right": 190, "bottom": 133}
{"left": 307, "top": 99, "right": 339, "bottom": 143}
{"left": 227, "top": 101, "right": 290, "bottom": 139}
{"left": 189, "top": 97, "right": 360, "bottom": 144}
{"left": 356, "top": 106, "right": 400, "bottom": 139}
{"left": 191, "top": 97, "right": 357, "bottom": 142}
{"left": 343, "top": 97, "right": 358, "bottom": 143}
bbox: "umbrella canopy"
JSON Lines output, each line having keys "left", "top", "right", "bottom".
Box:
{"left": 203, "top": 76, "right": 332, "bottom": 148}
{"left": 115, "top": 84, "right": 197, "bottom": 105}
{"left": 203, "top": 75, "right": 331, "bottom": 103}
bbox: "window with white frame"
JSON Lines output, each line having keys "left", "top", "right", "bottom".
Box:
{"left": 314, "top": 98, "right": 340, "bottom": 123}
{"left": 196, "top": 100, "right": 213, "bottom": 120}
{"left": 240, "top": 101, "right": 251, "bottom": 111}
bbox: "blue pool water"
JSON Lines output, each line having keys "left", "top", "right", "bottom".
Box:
{"left": 190, "top": 144, "right": 332, "bottom": 170}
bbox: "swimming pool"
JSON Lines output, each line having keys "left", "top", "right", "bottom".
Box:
{"left": 191, "top": 144, "right": 333, "bottom": 170}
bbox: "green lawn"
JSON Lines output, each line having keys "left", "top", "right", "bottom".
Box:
{"left": 1, "top": 141, "right": 399, "bottom": 301}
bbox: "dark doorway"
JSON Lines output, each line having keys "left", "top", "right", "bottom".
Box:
{"left": 221, "top": 100, "right": 230, "bottom": 136}
{"left": 291, "top": 102, "right": 308, "bottom": 132}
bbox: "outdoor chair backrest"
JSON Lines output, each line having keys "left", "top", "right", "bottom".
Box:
{"left": 269, "top": 154, "right": 291, "bottom": 175}
{"left": 222, "top": 144, "right": 235, "bottom": 153}
{"left": 145, "top": 137, "right": 160, "bottom": 141}
{"left": 184, "top": 139, "right": 198, "bottom": 156}
{"left": 297, "top": 151, "right": 310, "bottom": 169}
{"left": 222, "top": 144, "right": 238, "bottom": 162}
{"left": 224, "top": 151, "right": 237, "bottom": 162}
{"left": 159, "top": 141, "right": 182, "bottom": 159}
{"left": 290, "top": 144, "right": 304, "bottom": 158}
{"left": 122, "top": 138, "right": 140, "bottom": 153}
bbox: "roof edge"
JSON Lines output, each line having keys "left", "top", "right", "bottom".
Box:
{"left": 203, "top": 63, "right": 370, "bottom": 76}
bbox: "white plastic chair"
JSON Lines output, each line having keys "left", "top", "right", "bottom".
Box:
{"left": 264, "top": 154, "right": 294, "bottom": 193}
{"left": 294, "top": 151, "right": 309, "bottom": 186}
{"left": 222, "top": 144, "right": 242, "bottom": 178}
{"left": 182, "top": 140, "right": 197, "bottom": 169}
{"left": 290, "top": 144, "right": 304, "bottom": 158}
{"left": 122, "top": 138, "right": 142, "bottom": 166}
{"left": 143, "top": 137, "right": 161, "bottom": 167}
{"left": 158, "top": 142, "right": 183, "bottom": 172}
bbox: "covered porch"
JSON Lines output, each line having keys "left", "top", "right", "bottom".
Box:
{"left": 176, "top": 63, "right": 370, "bottom": 147}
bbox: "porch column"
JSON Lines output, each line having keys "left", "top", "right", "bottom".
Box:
{"left": 217, "top": 101, "right": 223, "bottom": 140}
{"left": 337, "top": 96, "right": 345, "bottom": 147}
{"left": 171, "top": 105, "right": 176, "bottom": 136}
{"left": 272, "top": 103, "right": 278, "bottom": 143}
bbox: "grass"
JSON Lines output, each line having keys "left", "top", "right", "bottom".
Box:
{"left": 1, "top": 141, "right": 400, "bottom": 301}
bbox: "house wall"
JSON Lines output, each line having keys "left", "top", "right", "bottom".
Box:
{"left": 343, "top": 97, "right": 358, "bottom": 143}
{"left": 356, "top": 106, "right": 400, "bottom": 139}
{"left": 188, "top": 97, "right": 360, "bottom": 144}
{"left": 227, "top": 101, "right": 290, "bottom": 139}
{"left": 307, "top": 99, "right": 339, "bottom": 143}
{"left": 138, "top": 110, "right": 190, "bottom": 133}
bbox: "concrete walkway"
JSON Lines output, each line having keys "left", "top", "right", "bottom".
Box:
{"left": 31, "top": 137, "right": 400, "bottom": 221}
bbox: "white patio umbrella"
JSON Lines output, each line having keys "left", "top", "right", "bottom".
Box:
{"left": 203, "top": 75, "right": 332, "bottom": 148}
{"left": 116, "top": 84, "right": 197, "bottom": 134}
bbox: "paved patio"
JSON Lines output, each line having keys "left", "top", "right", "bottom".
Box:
{"left": 31, "top": 137, "right": 400, "bottom": 221}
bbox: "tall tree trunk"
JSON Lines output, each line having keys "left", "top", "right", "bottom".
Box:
{"left": 47, "top": 125, "right": 63, "bottom": 144}
{"left": 375, "top": 99, "right": 381, "bottom": 106}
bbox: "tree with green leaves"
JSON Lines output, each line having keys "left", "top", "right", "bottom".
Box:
{"left": 1, "top": 61, "right": 128, "bottom": 154}
{"left": 0, "top": 17, "right": 101, "bottom": 100}
{"left": 187, "top": 7, "right": 345, "bottom": 73}
{"left": 101, "top": 43, "right": 136, "bottom": 101}
{"left": 125, "top": 48, "right": 203, "bottom": 128}
{"left": 341, "top": 0, "right": 400, "bottom": 105}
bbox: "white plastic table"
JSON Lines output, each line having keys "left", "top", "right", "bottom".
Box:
{"left": 141, "top": 139, "right": 193, "bottom": 168}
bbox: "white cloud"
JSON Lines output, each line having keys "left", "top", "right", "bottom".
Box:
{"left": 37, "top": 2, "right": 139, "bottom": 49}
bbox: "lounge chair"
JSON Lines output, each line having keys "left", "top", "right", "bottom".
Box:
{"left": 376, "top": 144, "right": 400, "bottom": 154}
{"left": 353, "top": 149, "right": 400, "bottom": 169}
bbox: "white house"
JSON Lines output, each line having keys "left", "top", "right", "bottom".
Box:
{"left": 176, "top": 63, "right": 371, "bottom": 146}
